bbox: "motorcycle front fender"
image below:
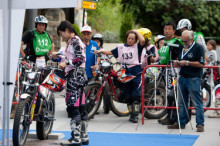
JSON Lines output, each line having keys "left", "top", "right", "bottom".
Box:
{"left": 20, "top": 93, "right": 31, "bottom": 99}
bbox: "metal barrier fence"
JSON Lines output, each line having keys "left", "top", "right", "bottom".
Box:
{"left": 141, "top": 65, "right": 220, "bottom": 125}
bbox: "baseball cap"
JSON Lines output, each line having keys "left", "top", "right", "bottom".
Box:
{"left": 81, "top": 26, "right": 92, "bottom": 33}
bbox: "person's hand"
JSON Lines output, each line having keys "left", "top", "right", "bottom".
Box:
{"left": 150, "top": 56, "right": 155, "bottom": 63}
{"left": 51, "top": 52, "right": 58, "bottom": 59}
{"left": 91, "top": 65, "right": 98, "bottom": 69}
{"left": 178, "top": 60, "right": 187, "bottom": 66}
{"left": 94, "top": 50, "right": 102, "bottom": 54}
{"left": 58, "top": 62, "right": 67, "bottom": 69}
{"left": 174, "top": 60, "right": 179, "bottom": 66}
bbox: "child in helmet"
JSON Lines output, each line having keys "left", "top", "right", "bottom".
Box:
{"left": 91, "top": 33, "right": 104, "bottom": 50}
{"left": 94, "top": 30, "right": 145, "bottom": 123}
{"left": 90, "top": 33, "right": 104, "bottom": 77}
{"left": 154, "top": 35, "right": 165, "bottom": 50}
{"left": 138, "top": 28, "right": 159, "bottom": 68}
{"left": 52, "top": 21, "right": 89, "bottom": 146}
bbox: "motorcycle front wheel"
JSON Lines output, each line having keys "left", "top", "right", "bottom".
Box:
{"left": 36, "top": 93, "right": 55, "bottom": 140}
{"left": 85, "top": 83, "right": 102, "bottom": 120}
{"left": 144, "top": 82, "right": 167, "bottom": 119}
{"left": 108, "top": 91, "right": 129, "bottom": 117}
{"left": 13, "top": 98, "right": 31, "bottom": 146}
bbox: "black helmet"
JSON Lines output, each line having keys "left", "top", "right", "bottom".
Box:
{"left": 91, "top": 33, "right": 103, "bottom": 48}
{"left": 35, "top": 15, "right": 48, "bottom": 29}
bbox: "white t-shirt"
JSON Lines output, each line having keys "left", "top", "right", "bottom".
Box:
{"left": 206, "top": 50, "right": 217, "bottom": 66}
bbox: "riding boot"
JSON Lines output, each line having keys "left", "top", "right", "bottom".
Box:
{"left": 69, "top": 120, "right": 81, "bottom": 146}
{"left": 81, "top": 120, "right": 89, "bottom": 145}
{"left": 132, "top": 101, "right": 140, "bottom": 123}
{"left": 128, "top": 104, "right": 134, "bottom": 122}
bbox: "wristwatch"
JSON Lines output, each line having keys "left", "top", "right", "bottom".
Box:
{"left": 186, "top": 61, "right": 189, "bottom": 66}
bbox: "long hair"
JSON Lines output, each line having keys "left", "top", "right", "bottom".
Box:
{"left": 57, "top": 21, "right": 79, "bottom": 36}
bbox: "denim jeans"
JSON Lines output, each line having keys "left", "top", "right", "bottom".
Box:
{"left": 178, "top": 77, "right": 204, "bottom": 128}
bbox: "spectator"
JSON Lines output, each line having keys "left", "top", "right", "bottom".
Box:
{"left": 154, "top": 35, "right": 165, "bottom": 50}
{"left": 157, "top": 21, "right": 183, "bottom": 125}
{"left": 81, "top": 26, "right": 99, "bottom": 81}
{"left": 177, "top": 18, "right": 207, "bottom": 62}
{"left": 168, "top": 30, "right": 205, "bottom": 132}
{"left": 138, "top": 28, "right": 159, "bottom": 68}
{"left": 206, "top": 40, "right": 219, "bottom": 118}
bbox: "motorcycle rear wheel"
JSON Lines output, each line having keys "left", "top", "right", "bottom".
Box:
{"left": 13, "top": 98, "right": 31, "bottom": 146}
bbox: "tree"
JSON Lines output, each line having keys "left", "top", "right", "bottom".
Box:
{"left": 119, "top": 12, "right": 133, "bottom": 42}
{"left": 121, "top": 0, "right": 220, "bottom": 38}
{"left": 87, "top": 0, "right": 123, "bottom": 42}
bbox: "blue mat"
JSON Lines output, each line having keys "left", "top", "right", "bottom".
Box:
{"left": 1, "top": 129, "right": 199, "bottom": 146}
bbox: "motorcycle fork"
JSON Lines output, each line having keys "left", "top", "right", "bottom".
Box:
{"left": 96, "top": 78, "right": 108, "bottom": 101}
{"left": 29, "top": 95, "right": 38, "bottom": 123}
{"left": 108, "top": 76, "right": 118, "bottom": 100}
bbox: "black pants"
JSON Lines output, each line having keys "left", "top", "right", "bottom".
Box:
{"left": 65, "top": 68, "right": 88, "bottom": 122}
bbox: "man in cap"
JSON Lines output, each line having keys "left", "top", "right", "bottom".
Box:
{"left": 81, "top": 26, "right": 99, "bottom": 81}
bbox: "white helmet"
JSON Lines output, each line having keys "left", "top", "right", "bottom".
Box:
{"left": 35, "top": 15, "right": 48, "bottom": 24}
{"left": 177, "top": 19, "right": 192, "bottom": 30}
{"left": 35, "top": 15, "right": 48, "bottom": 29}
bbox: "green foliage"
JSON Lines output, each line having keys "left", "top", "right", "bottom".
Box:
{"left": 103, "top": 31, "right": 120, "bottom": 43}
{"left": 87, "top": 0, "right": 123, "bottom": 42}
{"left": 121, "top": 0, "right": 220, "bottom": 38}
{"left": 119, "top": 12, "right": 133, "bottom": 43}
{"left": 72, "top": 23, "right": 81, "bottom": 36}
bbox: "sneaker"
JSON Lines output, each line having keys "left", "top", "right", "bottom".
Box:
{"left": 197, "top": 125, "right": 204, "bottom": 132}
{"left": 208, "top": 112, "right": 220, "bottom": 118}
{"left": 167, "top": 122, "right": 185, "bottom": 129}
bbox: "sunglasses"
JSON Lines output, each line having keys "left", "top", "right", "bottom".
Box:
{"left": 181, "top": 40, "right": 190, "bottom": 43}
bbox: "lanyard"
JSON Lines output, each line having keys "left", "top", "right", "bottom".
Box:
{"left": 181, "top": 41, "right": 195, "bottom": 59}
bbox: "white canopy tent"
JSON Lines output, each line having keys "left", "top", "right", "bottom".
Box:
{"left": 0, "top": 0, "right": 77, "bottom": 145}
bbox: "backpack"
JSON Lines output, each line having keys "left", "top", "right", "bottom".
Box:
{"left": 24, "top": 30, "right": 35, "bottom": 56}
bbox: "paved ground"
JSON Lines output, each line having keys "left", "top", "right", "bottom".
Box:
{"left": 3, "top": 91, "right": 219, "bottom": 146}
